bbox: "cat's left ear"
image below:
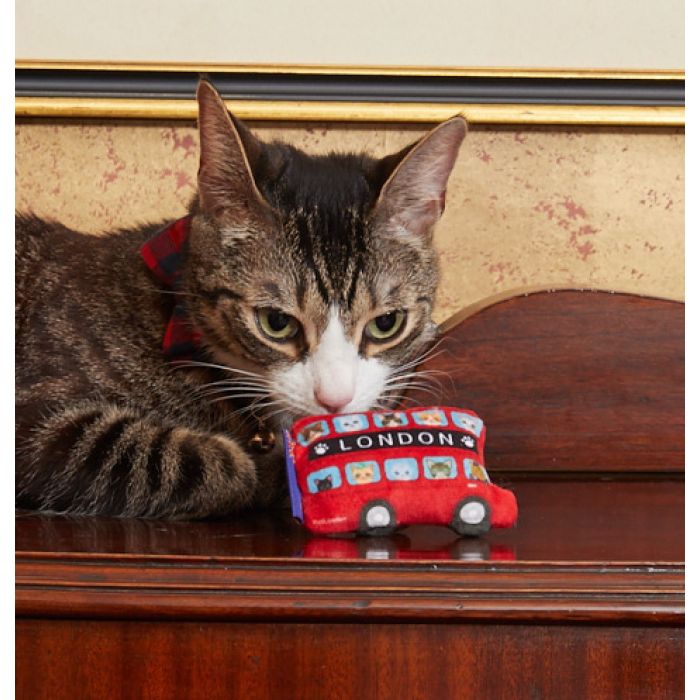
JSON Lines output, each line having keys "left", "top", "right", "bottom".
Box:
{"left": 372, "top": 116, "right": 467, "bottom": 240}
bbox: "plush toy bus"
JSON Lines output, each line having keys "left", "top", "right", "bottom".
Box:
{"left": 284, "top": 406, "right": 518, "bottom": 536}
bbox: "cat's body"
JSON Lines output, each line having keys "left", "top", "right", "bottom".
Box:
{"left": 16, "top": 81, "right": 466, "bottom": 519}
{"left": 16, "top": 215, "right": 270, "bottom": 516}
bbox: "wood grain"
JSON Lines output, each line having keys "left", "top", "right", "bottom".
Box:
{"left": 15, "top": 480, "right": 684, "bottom": 626}
{"left": 408, "top": 291, "right": 684, "bottom": 473}
{"left": 16, "top": 620, "right": 684, "bottom": 700}
{"left": 15, "top": 479, "right": 684, "bottom": 562}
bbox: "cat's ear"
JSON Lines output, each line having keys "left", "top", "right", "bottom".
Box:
{"left": 196, "top": 80, "right": 268, "bottom": 218}
{"left": 372, "top": 116, "right": 467, "bottom": 240}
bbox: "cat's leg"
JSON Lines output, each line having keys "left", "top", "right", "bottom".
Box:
{"left": 16, "top": 402, "right": 257, "bottom": 518}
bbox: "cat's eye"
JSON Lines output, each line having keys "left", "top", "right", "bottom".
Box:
{"left": 365, "top": 310, "right": 406, "bottom": 342}
{"left": 256, "top": 308, "right": 300, "bottom": 342}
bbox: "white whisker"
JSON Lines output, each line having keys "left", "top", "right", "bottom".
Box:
{"left": 173, "top": 360, "right": 266, "bottom": 380}
{"left": 195, "top": 386, "right": 270, "bottom": 399}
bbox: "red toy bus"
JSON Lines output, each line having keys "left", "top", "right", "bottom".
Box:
{"left": 284, "top": 406, "right": 518, "bottom": 536}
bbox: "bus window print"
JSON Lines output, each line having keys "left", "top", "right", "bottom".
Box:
{"left": 345, "top": 461, "right": 380, "bottom": 485}
{"left": 373, "top": 411, "right": 409, "bottom": 428}
{"left": 464, "top": 459, "right": 490, "bottom": 482}
{"left": 413, "top": 408, "right": 447, "bottom": 426}
{"left": 333, "top": 414, "right": 370, "bottom": 433}
{"left": 451, "top": 411, "right": 484, "bottom": 436}
{"left": 384, "top": 458, "right": 419, "bottom": 481}
{"left": 307, "top": 466, "right": 342, "bottom": 493}
{"left": 423, "top": 456, "right": 457, "bottom": 479}
{"left": 296, "top": 420, "right": 329, "bottom": 446}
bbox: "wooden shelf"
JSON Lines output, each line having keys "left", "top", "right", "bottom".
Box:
{"left": 16, "top": 478, "right": 683, "bottom": 625}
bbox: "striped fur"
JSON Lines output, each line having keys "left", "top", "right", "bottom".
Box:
{"left": 15, "top": 80, "right": 466, "bottom": 518}
{"left": 17, "top": 404, "right": 257, "bottom": 518}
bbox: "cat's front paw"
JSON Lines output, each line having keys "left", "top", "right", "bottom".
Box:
{"left": 162, "top": 430, "right": 258, "bottom": 518}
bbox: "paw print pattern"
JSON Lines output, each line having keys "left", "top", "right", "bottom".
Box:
{"left": 460, "top": 435, "right": 475, "bottom": 449}
{"left": 314, "top": 442, "right": 330, "bottom": 455}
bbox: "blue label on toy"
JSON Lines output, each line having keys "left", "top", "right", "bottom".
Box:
{"left": 283, "top": 430, "right": 304, "bottom": 522}
{"left": 450, "top": 411, "right": 484, "bottom": 436}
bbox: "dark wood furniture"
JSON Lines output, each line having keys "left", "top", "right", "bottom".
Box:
{"left": 16, "top": 290, "right": 684, "bottom": 699}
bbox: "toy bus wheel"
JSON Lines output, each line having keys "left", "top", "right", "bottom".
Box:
{"left": 358, "top": 500, "right": 397, "bottom": 536}
{"left": 451, "top": 497, "right": 491, "bottom": 536}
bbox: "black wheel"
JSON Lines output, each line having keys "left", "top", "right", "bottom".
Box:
{"left": 358, "top": 500, "right": 397, "bottom": 536}
{"left": 451, "top": 496, "right": 491, "bottom": 536}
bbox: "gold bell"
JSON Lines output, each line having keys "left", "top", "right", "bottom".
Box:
{"left": 248, "top": 428, "right": 276, "bottom": 453}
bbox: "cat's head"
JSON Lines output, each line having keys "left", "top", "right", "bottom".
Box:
{"left": 335, "top": 414, "right": 366, "bottom": 432}
{"left": 390, "top": 464, "right": 413, "bottom": 480}
{"left": 427, "top": 459, "right": 453, "bottom": 478}
{"left": 184, "top": 80, "right": 466, "bottom": 426}
{"left": 314, "top": 475, "right": 334, "bottom": 491}
{"left": 380, "top": 413, "right": 404, "bottom": 427}
{"left": 350, "top": 463, "right": 376, "bottom": 484}
{"left": 416, "top": 410, "right": 444, "bottom": 425}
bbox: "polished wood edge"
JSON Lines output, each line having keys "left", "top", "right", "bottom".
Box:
{"left": 15, "top": 555, "right": 684, "bottom": 624}
{"left": 14, "top": 59, "right": 685, "bottom": 80}
{"left": 14, "top": 97, "right": 685, "bottom": 126}
{"left": 437, "top": 287, "right": 684, "bottom": 334}
{"left": 493, "top": 471, "right": 685, "bottom": 481}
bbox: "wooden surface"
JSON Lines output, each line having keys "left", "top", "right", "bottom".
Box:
{"left": 16, "top": 620, "right": 684, "bottom": 700}
{"left": 412, "top": 290, "right": 684, "bottom": 473}
{"left": 16, "top": 479, "right": 683, "bottom": 628}
{"left": 16, "top": 479, "right": 683, "bottom": 563}
{"left": 16, "top": 290, "right": 684, "bottom": 699}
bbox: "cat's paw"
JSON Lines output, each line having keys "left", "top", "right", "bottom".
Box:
{"left": 161, "top": 430, "right": 259, "bottom": 518}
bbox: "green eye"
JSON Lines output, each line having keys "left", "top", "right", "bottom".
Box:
{"left": 256, "top": 308, "right": 300, "bottom": 341}
{"left": 365, "top": 310, "right": 406, "bottom": 342}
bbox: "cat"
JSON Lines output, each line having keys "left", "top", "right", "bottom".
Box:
{"left": 334, "top": 414, "right": 367, "bottom": 432}
{"left": 299, "top": 421, "right": 326, "bottom": 445}
{"left": 385, "top": 458, "right": 416, "bottom": 480}
{"left": 348, "top": 463, "right": 376, "bottom": 485}
{"left": 452, "top": 412, "right": 483, "bottom": 436}
{"left": 426, "top": 458, "right": 453, "bottom": 479}
{"left": 377, "top": 412, "right": 405, "bottom": 427}
{"left": 415, "top": 410, "right": 445, "bottom": 426}
{"left": 466, "top": 460, "right": 489, "bottom": 482}
{"left": 15, "top": 79, "right": 466, "bottom": 519}
{"left": 313, "top": 475, "right": 334, "bottom": 492}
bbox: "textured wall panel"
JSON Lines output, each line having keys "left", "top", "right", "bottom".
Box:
{"left": 15, "top": 122, "right": 684, "bottom": 320}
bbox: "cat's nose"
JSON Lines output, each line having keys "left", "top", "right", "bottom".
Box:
{"left": 314, "top": 387, "right": 353, "bottom": 415}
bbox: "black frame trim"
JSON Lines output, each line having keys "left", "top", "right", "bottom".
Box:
{"left": 16, "top": 68, "right": 684, "bottom": 106}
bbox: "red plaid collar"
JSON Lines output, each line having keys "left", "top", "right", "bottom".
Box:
{"left": 140, "top": 216, "right": 203, "bottom": 362}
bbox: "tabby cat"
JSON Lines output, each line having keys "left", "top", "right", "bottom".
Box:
{"left": 15, "top": 80, "right": 466, "bottom": 518}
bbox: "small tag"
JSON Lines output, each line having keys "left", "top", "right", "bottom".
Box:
{"left": 283, "top": 431, "right": 304, "bottom": 522}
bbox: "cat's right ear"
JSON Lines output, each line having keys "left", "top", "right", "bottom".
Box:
{"left": 196, "top": 80, "right": 268, "bottom": 219}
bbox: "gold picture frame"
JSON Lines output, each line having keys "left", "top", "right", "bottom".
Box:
{"left": 15, "top": 60, "right": 684, "bottom": 126}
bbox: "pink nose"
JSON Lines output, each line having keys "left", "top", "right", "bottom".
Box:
{"left": 314, "top": 388, "right": 353, "bottom": 414}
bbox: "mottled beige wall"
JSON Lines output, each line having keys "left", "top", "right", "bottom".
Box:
{"left": 15, "top": 121, "right": 684, "bottom": 322}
